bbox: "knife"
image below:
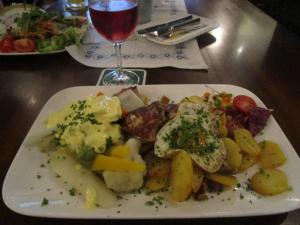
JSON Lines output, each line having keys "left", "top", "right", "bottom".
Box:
{"left": 137, "top": 15, "right": 193, "bottom": 35}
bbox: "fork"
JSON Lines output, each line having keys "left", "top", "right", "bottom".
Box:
{"left": 149, "top": 24, "right": 207, "bottom": 39}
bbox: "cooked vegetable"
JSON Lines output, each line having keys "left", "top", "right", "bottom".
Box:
{"left": 259, "top": 140, "right": 286, "bottom": 168}
{"left": 217, "top": 113, "right": 228, "bottom": 137}
{"left": 50, "top": 149, "right": 117, "bottom": 208}
{"left": 169, "top": 151, "right": 193, "bottom": 202}
{"left": 223, "top": 137, "right": 242, "bottom": 171}
{"left": 92, "top": 154, "right": 145, "bottom": 172}
{"left": 211, "top": 92, "right": 233, "bottom": 109}
{"left": 181, "top": 95, "right": 203, "bottom": 104}
{"left": 234, "top": 128, "right": 261, "bottom": 156}
{"left": 114, "top": 87, "right": 145, "bottom": 112}
{"left": 102, "top": 138, "right": 145, "bottom": 192}
{"left": 239, "top": 153, "right": 257, "bottom": 172}
{"left": 145, "top": 153, "right": 171, "bottom": 178}
{"left": 145, "top": 177, "right": 168, "bottom": 191}
{"left": 248, "top": 107, "right": 272, "bottom": 136}
{"left": 103, "top": 171, "right": 144, "bottom": 192}
{"left": 226, "top": 106, "right": 272, "bottom": 137}
{"left": 192, "top": 166, "right": 204, "bottom": 193}
{"left": 206, "top": 173, "right": 238, "bottom": 187}
{"left": 251, "top": 168, "right": 289, "bottom": 195}
{"left": 109, "top": 145, "right": 130, "bottom": 158}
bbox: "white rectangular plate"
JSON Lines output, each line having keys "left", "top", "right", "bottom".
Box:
{"left": 3, "top": 84, "right": 300, "bottom": 219}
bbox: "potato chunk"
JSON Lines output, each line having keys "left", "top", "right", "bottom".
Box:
{"left": 144, "top": 152, "right": 170, "bottom": 177}
{"left": 145, "top": 177, "right": 168, "bottom": 191}
{"left": 234, "top": 128, "right": 261, "bottom": 156}
{"left": 169, "top": 151, "right": 193, "bottom": 202}
{"left": 223, "top": 138, "right": 242, "bottom": 171}
{"left": 192, "top": 166, "right": 204, "bottom": 193}
{"left": 206, "top": 173, "right": 238, "bottom": 187}
{"left": 259, "top": 140, "right": 286, "bottom": 168}
{"left": 251, "top": 168, "right": 289, "bottom": 195}
{"left": 239, "top": 153, "right": 257, "bottom": 172}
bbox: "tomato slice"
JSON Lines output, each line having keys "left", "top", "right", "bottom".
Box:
{"left": 233, "top": 95, "right": 257, "bottom": 114}
{"left": 13, "top": 38, "right": 36, "bottom": 52}
{"left": 0, "top": 34, "right": 14, "bottom": 52}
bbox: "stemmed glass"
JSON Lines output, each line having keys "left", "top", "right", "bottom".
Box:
{"left": 88, "top": 0, "right": 139, "bottom": 85}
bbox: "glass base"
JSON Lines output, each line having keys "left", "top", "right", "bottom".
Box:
{"left": 65, "top": 2, "right": 86, "bottom": 11}
{"left": 102, "top": 70, "right": 140, "bottom": 85}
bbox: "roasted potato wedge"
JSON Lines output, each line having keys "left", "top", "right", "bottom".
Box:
{"left": 259, "top": 140, "right": 286, "bottom": 168}
{"left": 251, "top": 168, "right": 289, "bottom": 195}
{"left": 206, "top": 173, "right": 238, "bottom": 187}
{"left": 239, "top": 153, "right": 258, "bottom": 172}
{"left": 234, "top": 128, "right": 261, "bottom": 156}
{"left": 223, "top": 137, "right": 242, "bottom": 171}
{"left": 181, "top": 95, "right": 203, "bottom": 104}
{"left": 144, "top": 153, "right": 171, "bottom": 178}
{"left": 169, "top": 151, "right": 193, "bottom": 202}
{"left": 145, "top": 177, "right": 168, "bottom": 192}
{"left": 192, "top": 166, "right": 204, "bottom": 193}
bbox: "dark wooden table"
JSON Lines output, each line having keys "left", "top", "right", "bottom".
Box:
{"left": 1, "top": 0, "right": 300, "bottom": 224}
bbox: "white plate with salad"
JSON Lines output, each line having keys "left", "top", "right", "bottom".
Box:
{"left": 2, "top": 84, "right": 300, "bottom": 219}
{"left": 0, "top": 4, "right": 87, "bottom": 55}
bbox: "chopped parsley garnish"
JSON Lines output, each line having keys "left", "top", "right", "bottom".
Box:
{"left": 69, "top": 187, "right": 76, "bottom": 196}
{"left": 145, "top": 200, "right": 154, "bottom": 206}
{"left": 145, "top": 196, "right": 165, "bottom": 208}
{"left": 162, "top": 116, "right": 219, "bottom": 160}
{"left": 105, "top": 136, "right": 113, "bottom": 150}
{"left": 239, "top": 194, "right": 244, "bottom": 200}
{"left": 41, "top": 198, "right": 49, "bottom": 207}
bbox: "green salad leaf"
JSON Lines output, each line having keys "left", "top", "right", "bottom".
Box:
{"left": 36, "top": 35, "right": 66, "bottom": 52}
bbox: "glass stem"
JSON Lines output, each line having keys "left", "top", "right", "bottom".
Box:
{"left": 114, "top": 43, "right": 123, "bottom": 76}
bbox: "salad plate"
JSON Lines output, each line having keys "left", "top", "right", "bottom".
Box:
{"left": 2, "top": 84, "right": 300, "bottom": 219}
{"left": 0, "top": 4, "right": 87, "bottom": 55}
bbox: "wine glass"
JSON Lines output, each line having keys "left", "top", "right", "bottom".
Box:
{"left": 88, "top": 0, "right": 139, "bottom": 85}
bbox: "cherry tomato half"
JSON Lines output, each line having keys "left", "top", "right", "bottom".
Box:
{"left": 233, "top": 95, "right": 257, "bottom": 114}
{"left": 0, "top": 34, "right": 14, "bottom": 52}
{"left": 13, "top": 38, "right": 36, "bottom": 53}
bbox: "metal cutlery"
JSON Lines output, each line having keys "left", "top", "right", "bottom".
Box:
{"left": 136, "top": 15, "right": 193, "bottom": 35}
{"left": 158, "top": 23, "right": 208, "bottom": 39}
{"left": 148, "top": 17, "right": 201, "bottom": 37}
